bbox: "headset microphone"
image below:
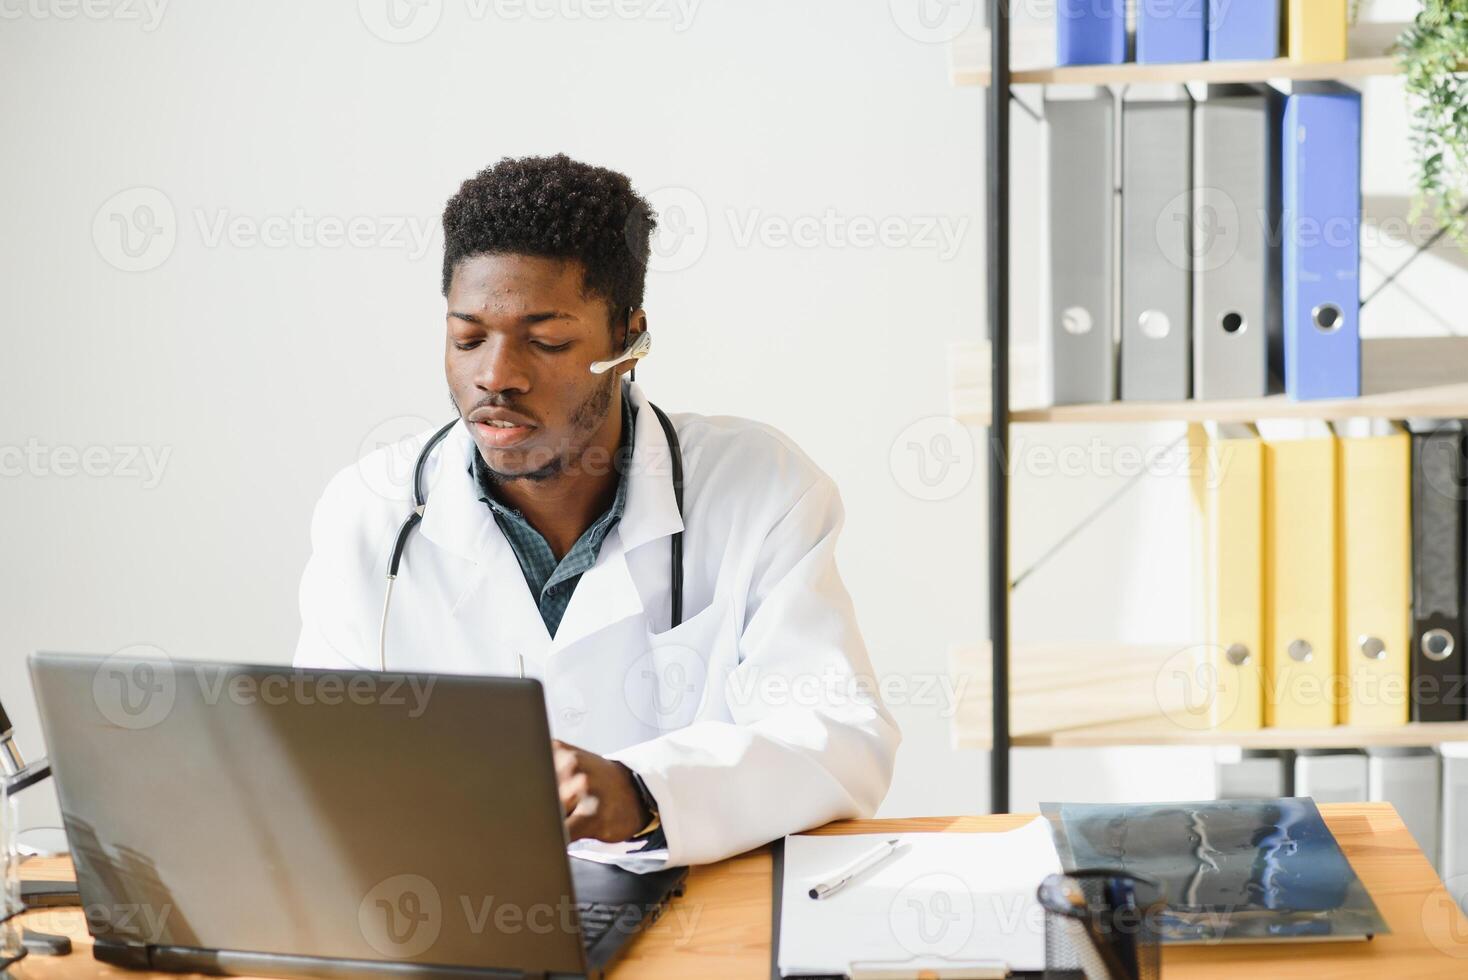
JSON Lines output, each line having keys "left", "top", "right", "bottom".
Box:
{"left": 589, "top": 331, "right": 652, "bottom": 375}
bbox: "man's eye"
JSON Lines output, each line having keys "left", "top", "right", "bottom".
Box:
{"left": 452, "top": 340, "right": 483, "bottom": 352}
{"left": 532, "top": 340, "right": 571, "bottom": 353}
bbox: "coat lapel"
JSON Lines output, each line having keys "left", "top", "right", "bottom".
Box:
{"left": 550, "top": 382, "right": 684, "bottom": 652}
{"left": 617, "top": 382, "right": 685, "bottom": 551}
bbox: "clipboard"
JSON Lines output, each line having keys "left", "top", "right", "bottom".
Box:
{"left": 769, "top": 838, "right": 1046, "bottom": 980}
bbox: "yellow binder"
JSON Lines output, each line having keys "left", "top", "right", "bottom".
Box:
{"left": 1195, "top": 423, "right": 1265, "bottom": 731}
{"left": 1333, "top": 420, "right": 1411, "bottom": 727}
{"left": 1288, "top": 0, "right": 1347, "bottom": 63}
{"left": 1260, "top": 420, "right": 1338, "bottom": 728}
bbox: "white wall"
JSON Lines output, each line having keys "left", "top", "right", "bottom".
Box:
{"left": 1, "top": 0, "right": 1461, "bottom": 841}
{"left": 0, "top": 0, "right": 991, "bottom": 834}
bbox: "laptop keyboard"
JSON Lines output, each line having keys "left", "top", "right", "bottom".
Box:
{"left": 578, "top": 902, "right": 637, "bottom": 948}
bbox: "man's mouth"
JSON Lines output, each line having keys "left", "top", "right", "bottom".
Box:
{"left": 471, "top": 418, "right": 536, "bottom": 448}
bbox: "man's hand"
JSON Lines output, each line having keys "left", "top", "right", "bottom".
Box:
{"left": 552, "top": 739, "right": 649, "bottom": 843}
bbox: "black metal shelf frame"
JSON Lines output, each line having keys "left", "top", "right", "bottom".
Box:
{"left": 985, "top": 0, "right": 1012, "bottom": 813}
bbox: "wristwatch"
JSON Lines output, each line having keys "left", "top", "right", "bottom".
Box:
{"left": 628, "top": 770, "right": 661, "bottom": 840}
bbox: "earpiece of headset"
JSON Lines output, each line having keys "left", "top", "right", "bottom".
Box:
{"left": 589, "top": 330, "right": 651, "bottom": 376}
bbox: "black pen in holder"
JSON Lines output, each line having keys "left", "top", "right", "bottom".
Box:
{"left": 1037, "top": 869, "right": 1164, "bottom": 980}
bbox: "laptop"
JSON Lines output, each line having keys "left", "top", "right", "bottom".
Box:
{"left": 30, "top": 651, "right": 687, "bottom": 979}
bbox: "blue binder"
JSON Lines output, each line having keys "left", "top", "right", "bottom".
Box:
{"left": 1281, "top": 85, "right": 1361, "bottom": 401}
{"left": 1057, "top": 0, "right": 1126, "bottom": 65}
{"left": 1137, "top": 0, "right": 1207, "bottom": 63}
{"left": 1209, "top": 0, "right": 1280, "bottom": 60}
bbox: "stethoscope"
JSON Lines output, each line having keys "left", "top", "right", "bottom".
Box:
{"left": 377, "top": 331, "right": 684, "bottom": 671}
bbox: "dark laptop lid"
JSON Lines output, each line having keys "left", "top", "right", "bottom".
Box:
{"left": 30, "top": 652, "right": 587, "bottom": 975}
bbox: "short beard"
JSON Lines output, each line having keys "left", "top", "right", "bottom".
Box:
{"left": 458, "top": 372, "right": 617, "bottom": 485}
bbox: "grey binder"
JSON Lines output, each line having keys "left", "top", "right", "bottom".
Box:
{"left": 1367, "top": 748, "right": 1441, "bottom": 869}
{"left": 1121, "top": 94, "right": 1193, "bottom": 401}
{"left": 1193, "top": 85, "right": 1282, "bottom": 400}
{"left": 1046, "top": 91, "right": 1117, "bottom": 405}
{"left": 1216, "top": 749, "right": 1286, "bottom": 798}
{"left": 1441, "top": 744, "right": 1468, "bottom": 898}
{"left": 1294, "top": 750, "right": 1368, "bottom": 804}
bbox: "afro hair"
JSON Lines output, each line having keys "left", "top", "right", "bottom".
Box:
{"left": 440, "top": 154, "right": 657, "bottom": 325}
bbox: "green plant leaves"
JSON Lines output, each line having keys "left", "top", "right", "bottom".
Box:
{"left": 1398, "top": 0, "right": 1468, "bottom": 248}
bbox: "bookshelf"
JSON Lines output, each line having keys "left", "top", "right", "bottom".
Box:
{"left": 967, "top": 11, "right": 1466, "bottom": 812}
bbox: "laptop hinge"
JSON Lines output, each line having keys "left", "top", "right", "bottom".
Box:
{"left": 92, "top": 938, "right": 153, "bottom": 970}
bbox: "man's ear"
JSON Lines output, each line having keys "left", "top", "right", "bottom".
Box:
{"left": 615, "top": 309, "right": 649, "bottom": 378}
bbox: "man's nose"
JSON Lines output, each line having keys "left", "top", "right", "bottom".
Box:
{"left": 474, "top": 335, "right": 531, "bottom": 394}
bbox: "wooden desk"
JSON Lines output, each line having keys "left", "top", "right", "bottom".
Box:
{"left": 12, "top": 804, "right": 1468, "bottom": 979}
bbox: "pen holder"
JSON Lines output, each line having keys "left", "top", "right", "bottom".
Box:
{"left": 1038, "top": 869, "right": 1164, "bottom": 980}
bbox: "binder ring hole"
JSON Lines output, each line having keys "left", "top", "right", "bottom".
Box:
{"left": 1138, "top": 310, "right": 1171, "bottom": 340}
{"left": 1220, "top": 312, "right": 1246, "bottom": 334}
{"left": 1358, "top": 636, "right": 1386, "bottom": 661}
{"left": 1061, "top": 306, "right": 1094, "bottom": 336}
{"left": 1422, "top": 628, "right": 1455, "bottom": 663}
{"left": 1312, "top": 303, "right": 1343, "bottom": 333}
{"left": 1287, "top": 639, "right": 1313, "bottom": 663}
{"left": 1225, "top": 644, "right": 1250, "bottom": 667}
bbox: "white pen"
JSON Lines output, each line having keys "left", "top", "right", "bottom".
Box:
{"left": 807, "top": 838, "right": 903, "bottom": 900}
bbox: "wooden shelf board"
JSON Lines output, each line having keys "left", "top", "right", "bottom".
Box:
{"left": 951, "top": 641, "right": 1202, "bottom": 749}
{"left": 1013, "top": 716, "right": 1468, "bottom": 749}
{"left": 952, "top": 642, "right": 1468, "bottom": 750}
{"left": 951, "top": 336, "right": 1468, "bottom": 426}
{"left": 951, "top": 55, "right": 1400, "bottom": 88}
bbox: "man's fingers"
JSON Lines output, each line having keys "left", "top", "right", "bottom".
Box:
{"left": 565, "top": 793, "right": 602, "bottom": 841}
{"left": 559, "top": 771, "right": 590, "bottom": 815}
{"left": 552, "top": 741, "right": 582, "bottom": 781}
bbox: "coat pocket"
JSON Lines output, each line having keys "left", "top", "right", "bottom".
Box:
{"left": 623, "top": 600, "right": 735, "bottom": 732}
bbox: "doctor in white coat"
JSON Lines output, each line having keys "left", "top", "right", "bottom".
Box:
{"left": 294, "top": 155, "right": 900, "bottom": 868}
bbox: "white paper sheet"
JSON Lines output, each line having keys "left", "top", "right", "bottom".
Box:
{"left": 777, "top": 817, "right": 1063, "bottom": 977}
{"left": 567, "top": 837, "right": 671, "bottom": 874}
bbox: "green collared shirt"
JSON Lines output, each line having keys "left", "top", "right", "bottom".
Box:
{"left": 472, "top": 396, "right": 636, "bottom": 638}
